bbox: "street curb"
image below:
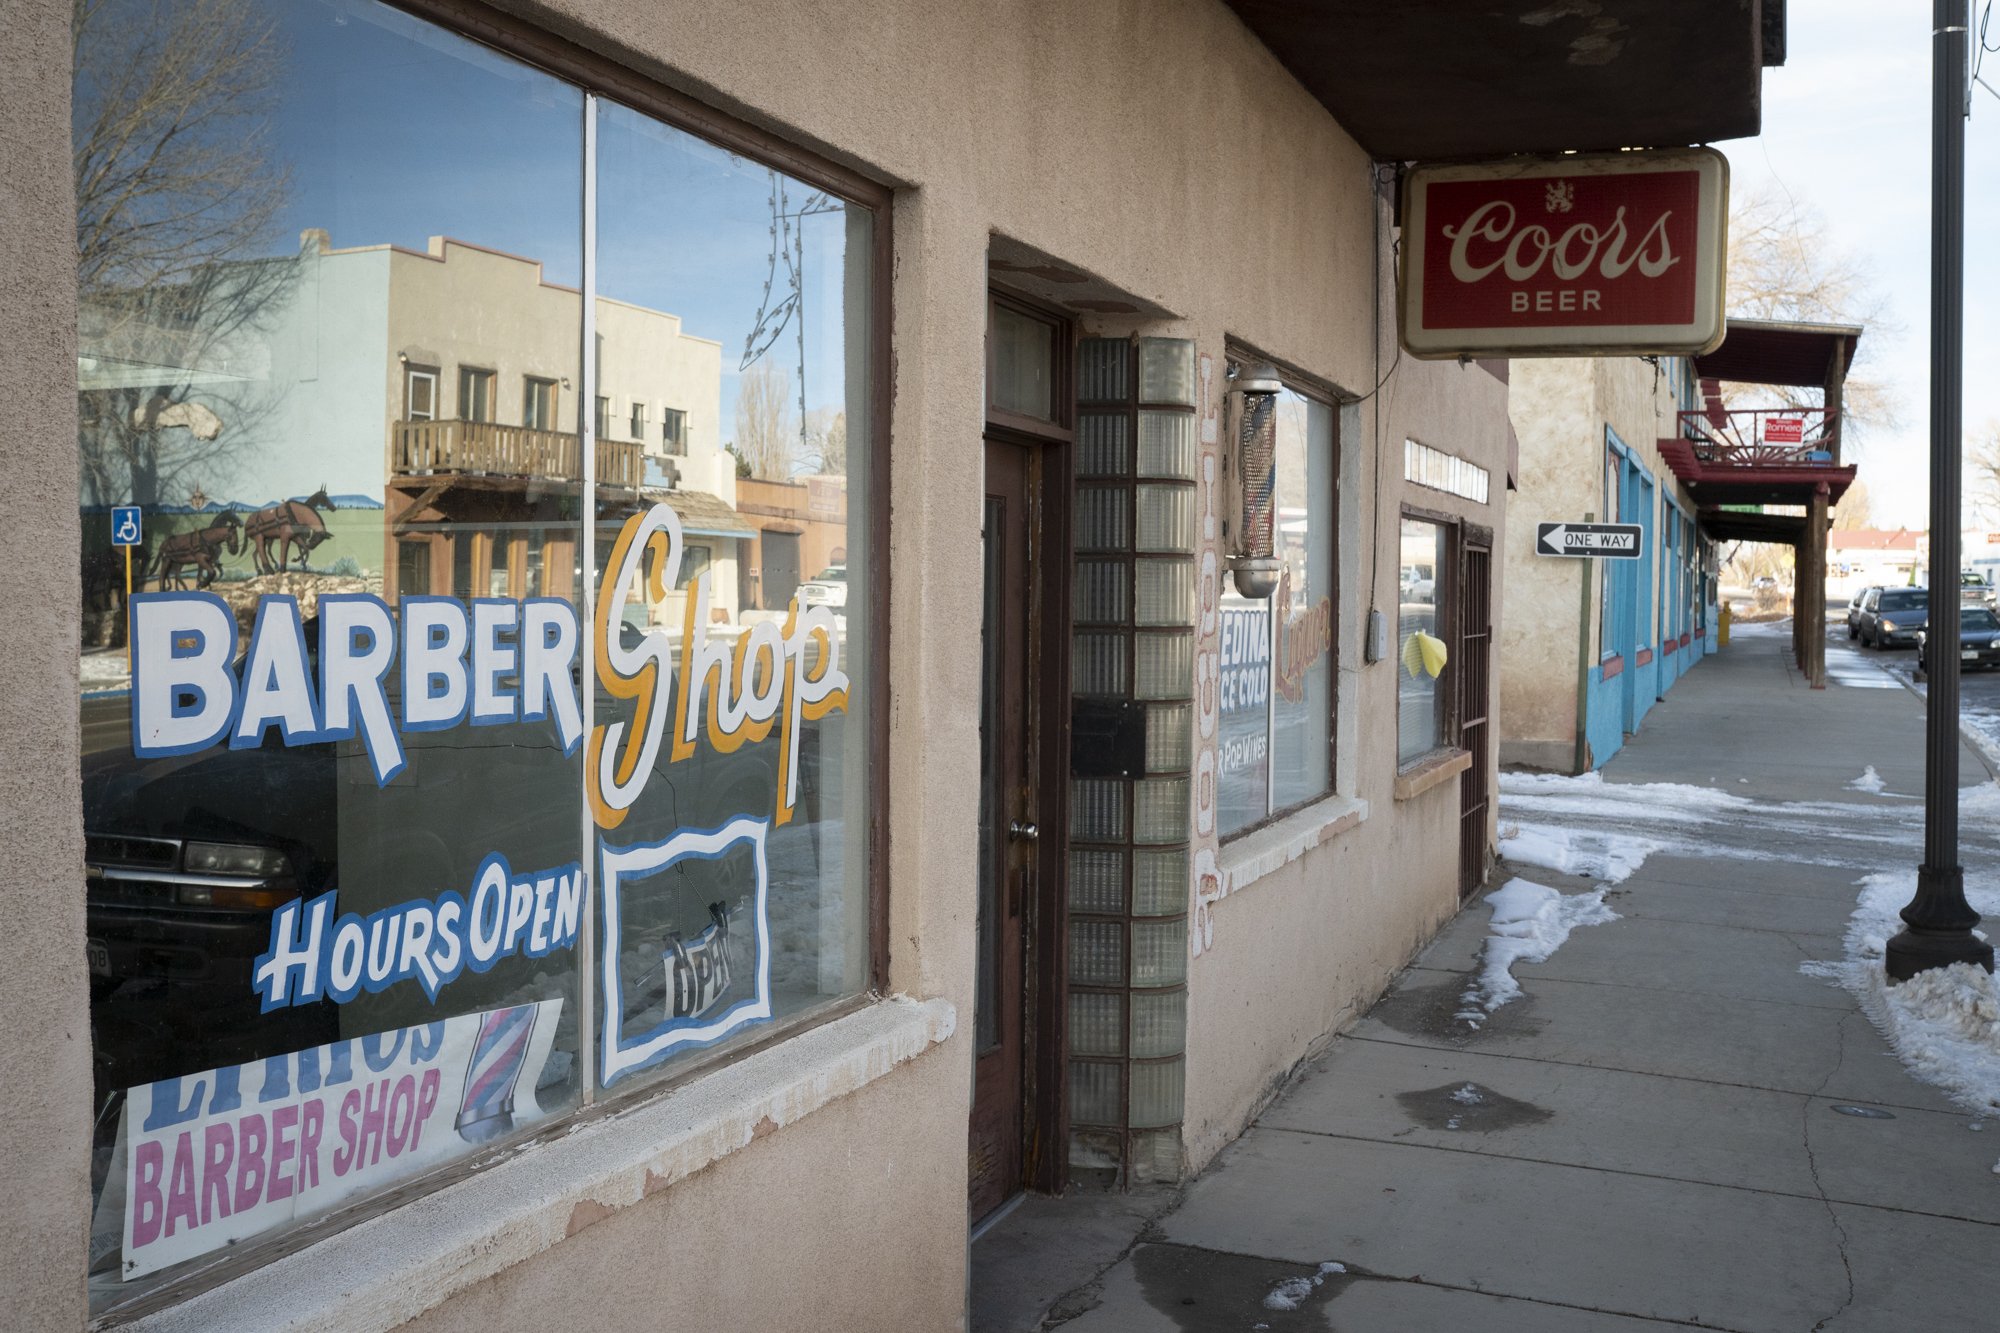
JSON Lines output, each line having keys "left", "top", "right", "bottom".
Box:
{"left": 1880, "top": 658, "right": 2000, "bottom": 784}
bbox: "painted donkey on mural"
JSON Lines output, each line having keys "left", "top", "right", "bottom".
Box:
{"left": 150, "top": 511, "right": 242, "bottom": 590}
{"left": 244, "top": 485, "right": 336, "bottom": 574}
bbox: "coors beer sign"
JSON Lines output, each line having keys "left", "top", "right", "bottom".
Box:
{"left": 1399, "top": 148, "right": 1728, "bottom": 359}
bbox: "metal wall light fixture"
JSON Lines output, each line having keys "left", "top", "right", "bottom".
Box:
{"left": 1227, "top": 361, "right": 1284, "bottom": 598}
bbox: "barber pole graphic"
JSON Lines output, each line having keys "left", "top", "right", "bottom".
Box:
{"left": 456, "top": 1003, "right": 538, "bottom": 1143}
{"left": 1399, "top": 148, "right": 1728, "bottom": 359}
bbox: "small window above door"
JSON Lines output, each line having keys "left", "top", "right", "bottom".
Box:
{"left": 987, "top": 296, "right": 1068, "bottom": 431}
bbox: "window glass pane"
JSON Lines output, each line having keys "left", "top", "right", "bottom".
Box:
{"left": 991, "top": 303, "right": 1056, "bottom": 421}
{"left": 1269, "top": 389, "right": 1333, "bottom": 811}
{"left": 1397, "top": 519, "right": 1447, "bottom": 763}
{"left": 77, "top": 0, "right": 584, "bottom": 1304}
{"left": 592, "top": 99, "right": 873, "bottom": 1092}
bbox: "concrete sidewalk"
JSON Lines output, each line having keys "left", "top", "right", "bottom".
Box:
{"left": 999, "top": 624, "right": 2000, "bottom": 1331}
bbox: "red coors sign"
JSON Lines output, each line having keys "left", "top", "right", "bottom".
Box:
{"left": 1399, "top": 148, "right": 1728, "bottom": 360}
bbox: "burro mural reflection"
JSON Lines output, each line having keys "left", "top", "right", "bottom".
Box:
{"left": 112, "top": 502, "right": 850, "bottom": 1269}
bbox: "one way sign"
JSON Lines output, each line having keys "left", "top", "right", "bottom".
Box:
{"left": 1536, "top": 522, "right": 1644, "bottom": 559}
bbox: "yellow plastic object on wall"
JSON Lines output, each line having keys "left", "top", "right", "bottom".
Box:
{"left": 1402, "top": 629, "right": 1448, "bottom": 679}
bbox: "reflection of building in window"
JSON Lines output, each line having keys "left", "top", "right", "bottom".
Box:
{"left": 735, "top": 475, "right": 848, "bottom": 612}
{"left": 630, "top": 400, "right": 646, "bottom": 441}
{"left": 80, "top": 229, "right": 750, "bottom": 612}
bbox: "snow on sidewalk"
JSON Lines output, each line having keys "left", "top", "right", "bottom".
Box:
{"left": 1803, "top": 871, "right": 2000, "bottom": 1160}
{"left": 1457, "top": 877, "right": 1619, "bottom": 1028}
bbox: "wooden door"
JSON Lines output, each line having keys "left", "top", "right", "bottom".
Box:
{"left": 971, "top": 439, "right": 1038, "bottom": 1221}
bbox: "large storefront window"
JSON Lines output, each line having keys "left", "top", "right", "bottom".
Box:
{"left": 76, "top": 0, "right": 875, "bottom": 1308}
{"left": 1217, "top": 381, "right": 1334, "bottom": 837}
{"left": 1397, "top": 517, "right": 1450, "bottom": 764}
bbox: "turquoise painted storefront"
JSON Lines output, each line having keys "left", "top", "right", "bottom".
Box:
{"left": 1583, "top": 429, "right": 1718, "bottom": 769}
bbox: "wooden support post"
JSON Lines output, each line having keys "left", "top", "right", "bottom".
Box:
{"left": 1807, "top": 484, "right": 1830, "bottom": 689}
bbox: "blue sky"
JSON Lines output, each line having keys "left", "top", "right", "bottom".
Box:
{"left": 265, "top": 0, "right": 857, "bottom": 449}
{"left": 1723, "top": 1, "right": 2000, "bottom": 529}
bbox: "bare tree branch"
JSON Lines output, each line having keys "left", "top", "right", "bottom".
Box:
{"left": 734, "top": 361, "right": 798, "bottom": 481}
{"left": 1723, "top": 183, "right": 1900, "bottom": 441}
{"left": 73, "top": 0, "right": 294, "bottom": 512}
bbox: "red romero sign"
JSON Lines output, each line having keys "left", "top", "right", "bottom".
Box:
{"left": 1399, "top": 148, "right": 1729, "bottom": 360}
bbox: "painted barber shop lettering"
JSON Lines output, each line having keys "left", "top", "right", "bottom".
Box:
{"left": 128, "top": 503, "right": 848, "bottom": 830}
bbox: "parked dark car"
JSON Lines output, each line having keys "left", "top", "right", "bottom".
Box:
{"left": 1856, "top": 586, "right": 1928, "bottom": 650}
{"left": 1846, "top": 586, "right": 1881, "bottom": 638}
{"left": 1916, "top": 605, "right": 2000, "bottom": 672}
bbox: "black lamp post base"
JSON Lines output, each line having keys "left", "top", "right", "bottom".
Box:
{"left": 1885, "top": 926, "right": 1994, "bottom": 982}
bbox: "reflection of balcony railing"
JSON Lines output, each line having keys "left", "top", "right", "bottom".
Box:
{"left": 391, "top": 419, "right": 643, "bottom": 489}
{"left": 1675, "top": 406, "right": 1840, "bottom": 468}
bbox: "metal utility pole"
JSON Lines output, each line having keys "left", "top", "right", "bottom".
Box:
{"left": 1888, "top": 0, "right": 1994, "bottom": 982}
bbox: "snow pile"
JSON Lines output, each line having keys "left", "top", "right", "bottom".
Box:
{"left": 79, "top": 653, "right": 130, "bottom": 692}
{"left": 1260, "top": 1263, "right": 1346, "bottom": 1311}
{"left": 1261, "top": 1277, "right": 1314, "bottom": 1312}
{"left": 1457, "top": 878, "right": 1619, "bottom": 1025}
{"left": 1496, "top": 822, "right": 1657, "bottom": 884}
{"left": 1848, "top": 767, "right": 1888, "bottom": 794}
{"left": 1802, "top": 871, "right": 2000, "bottom": 1121}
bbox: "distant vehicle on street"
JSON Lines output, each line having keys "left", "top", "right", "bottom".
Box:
{"left": 1856, "top": 586, "right": 1928, "bottom": 650}
{"left": 1751, "top": 575, "right": 1779, "bottom": 590}
{"left": 1846, "top": 586, "right": 1881, "bottom": 638}
{"left": 1917, "top": 605, "right": 2000, "bottom": 672}
{"left": 796, "top": 564, "right": 848, "bottom": 609}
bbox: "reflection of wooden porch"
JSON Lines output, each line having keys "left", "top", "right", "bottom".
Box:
{"left": 382, "top": 417, "right": 648, "bottom": 602}
{"left": 390, "top": 418, "right": 643, "bottom": 489}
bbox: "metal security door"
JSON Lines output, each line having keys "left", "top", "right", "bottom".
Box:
{"left": 970, "top": 440, "right": 1037, "bottom": 1221}
{"left": 1458, "top": 542, "right": 1493, "bottom": 896}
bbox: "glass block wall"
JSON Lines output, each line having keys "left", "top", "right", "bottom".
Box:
{"left": 1068, "top": 337, "right": 1194, "bottom": 1187}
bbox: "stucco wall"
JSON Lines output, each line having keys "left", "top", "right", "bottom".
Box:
{"left": 1501, "top": 359, "right": 1597, "bottom": 769}
{"left": 399, "top": 1048, "right": 964, "bottom": 1333}
{"left": 0, "top": 0, "right": 91, "bottom": 1326}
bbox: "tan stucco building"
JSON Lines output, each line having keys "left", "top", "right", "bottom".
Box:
{"left": 7, "top": 1, "right": 1780, "bottom": 1328}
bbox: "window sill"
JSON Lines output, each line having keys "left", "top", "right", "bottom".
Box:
{"left": 1219, "top": 792, "right": 1369, "bottom": 896}
{"left": 120, "top": 995, "right": 956, "bottom": 1333}
{"left": 1393, "top": 747, "right": 1471, "bottom": 801}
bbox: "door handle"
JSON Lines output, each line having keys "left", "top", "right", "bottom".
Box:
{"left": 1008, "top": 820, "right": 1039, "bottom": 842}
